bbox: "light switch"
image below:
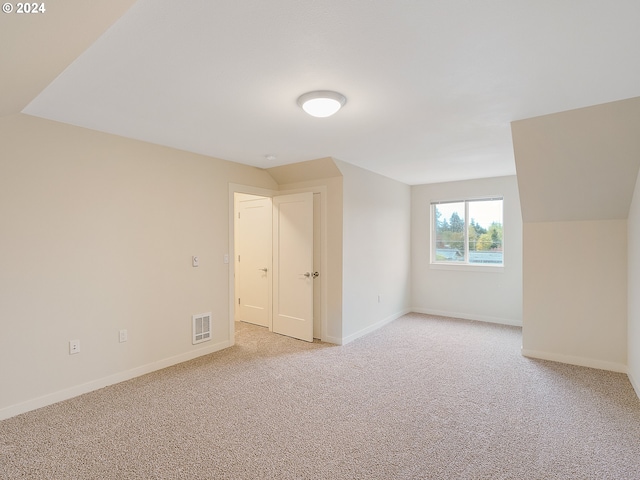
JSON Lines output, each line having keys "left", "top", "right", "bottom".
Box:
{"left": 223, "top": 254, "right": 229, "bottom": 264}
{"left": 192, "top": 256, "right": 199, "bottom": 267}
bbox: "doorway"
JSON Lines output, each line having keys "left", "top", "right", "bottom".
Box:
{"left": 230, "top": 186, "right": 325, "bottom": 343}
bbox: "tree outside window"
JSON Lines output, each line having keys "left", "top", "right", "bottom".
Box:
{"left": 432, "top": 198, "right": 503, "bottom": 265}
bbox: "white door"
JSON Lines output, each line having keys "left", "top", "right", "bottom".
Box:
{"left": 236, "top": 194, "right": 271, "bottom": 327}
{"left": 272, "top": 192, "right": 314, "bottom": 342}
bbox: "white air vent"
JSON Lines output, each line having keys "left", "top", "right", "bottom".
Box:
{"left": 192, "top": 313, "right": 212, "bottom": 345}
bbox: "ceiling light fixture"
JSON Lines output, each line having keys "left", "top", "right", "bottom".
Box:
{"left": 297, "top": 90, "right": 347, "bottom": 118}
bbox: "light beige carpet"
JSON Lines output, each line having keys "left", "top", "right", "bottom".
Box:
{"left": 1, "top": 313, "right": 639, "bottom": 479}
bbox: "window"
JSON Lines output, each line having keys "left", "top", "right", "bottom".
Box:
{"left": 431, "top": 197, "right": 503, "bottom": 266}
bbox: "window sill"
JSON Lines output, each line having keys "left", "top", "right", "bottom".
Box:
{"left": 429, "top": 262, "right": 504, "bottom": 273}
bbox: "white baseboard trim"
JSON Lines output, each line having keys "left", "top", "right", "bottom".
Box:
{"left": 341, "top": 309, "right": 411, "bottom": 345}
{"left": 411, "top": 308, "right": 522, "bottom": 327}
{"left": 322, "top": 335, "right": 343, "bottom": 345}
{"left": 626, "top": 369, "right": 640, "bottom": 400}
{"left": 521, "top": 348, "right": 628, "bottom": 374}
{"left": 0, "top": 340, "right": 230, "bottom": 421}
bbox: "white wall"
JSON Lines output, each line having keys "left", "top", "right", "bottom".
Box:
{"left": 522, "top": 220, "right": 627, "bottom": 372}
{"left": 0, "top": 114, "right": 277, "bottom": 419}
{"left": 411, "top": 176, "right": 523, "bottom": 325}
{"left": 512, "top": 98, "right": 640, "bottom": 379}
{"left": 629, "top": 169, "right": 640, "bottom": 395}
{"left": 335, "top": 160, "right": 411, "bottom": 343}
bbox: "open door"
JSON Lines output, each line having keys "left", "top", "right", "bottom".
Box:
{"left": 272, "top": 192, "right": 314, "bottom": 342}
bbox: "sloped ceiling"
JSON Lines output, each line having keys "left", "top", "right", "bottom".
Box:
{"left": 512, "top": 97, "right": 640, "bottom": 223}
{"left": 3, "top": 1, "right": 640, "bottom": 185}
{"left": 267, "top": 157, "right": 341, "bottom": 185}
{"left": 0, "top": 0, "right": 136, "bottom": 117}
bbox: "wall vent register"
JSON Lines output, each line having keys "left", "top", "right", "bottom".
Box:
{"left": 192, "top": 313, "right": 212, "bottom": 344}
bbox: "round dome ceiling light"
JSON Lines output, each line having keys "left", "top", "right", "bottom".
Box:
{"left": 297, "top": 90, "right": 347, "bottom": 118}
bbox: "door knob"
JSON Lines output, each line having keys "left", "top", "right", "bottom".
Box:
{"left": 302, "top": 272, "right": 311, "bottom": 277}
{"left": 312, "top": 272, "right": 319, "bottom": 278}
{"left": 258, "top": 267, "right": 268, "bottom": 272}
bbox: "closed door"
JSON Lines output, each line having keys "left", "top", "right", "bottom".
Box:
{"left": 236, "top": 194, "right": 271, "bottom": 327}
{"left": 272, "top": 192, "right": 314, "bottom": 342}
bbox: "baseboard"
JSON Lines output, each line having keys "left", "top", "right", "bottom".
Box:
{"left": 627, "top": 369, "right": 640, "bottom": 400}
{"left": 411, "top": 307, "right": 522, "bottom": 327}
{"left": 322, "top": 335, "right": 343, "bottom": 345}
{"left": 0, "top": 340, "right": 230, "bottom": 421}
{"left": 521, "top": 348, "right": 628, "bottom": 374}
{"left": 341, "top": 309, "right": 411, "bottom": 345}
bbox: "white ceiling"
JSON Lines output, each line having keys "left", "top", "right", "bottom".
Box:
{"left": 22, "top": 0, "right": 640, "bottom": 185}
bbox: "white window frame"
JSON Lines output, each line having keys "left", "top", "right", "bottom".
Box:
{"left": 430, "top": 196, "right": 504, "bottom": 271}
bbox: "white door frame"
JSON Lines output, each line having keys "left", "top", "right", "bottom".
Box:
{"left": 228, "top": 183, "right": 328, "bottom": 345}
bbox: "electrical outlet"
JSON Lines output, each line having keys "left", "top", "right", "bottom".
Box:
{"left": 119, "top": 329, "right": 128, "bottom": 343}
{"left": 69, "top": 339, "right": 80, "bottom": 355}
{"left": 192, "top": 256, "right": 199, "bottom": 267}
